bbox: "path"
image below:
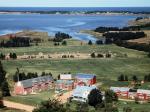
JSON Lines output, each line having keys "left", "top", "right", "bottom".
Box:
{"left": 54, "top": 91, "right": 73, "bottom": 103}
{"left": 3, "top": 100, "right": 35, "bottom": 112}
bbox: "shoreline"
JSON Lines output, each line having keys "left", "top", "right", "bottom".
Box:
{"left": 0, "top": 11, "right": 150, "bottom": 16}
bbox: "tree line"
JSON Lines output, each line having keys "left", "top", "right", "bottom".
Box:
{"left": 13, "top": 69, "right": 52, "bottom": 82}
{"left": 94, "top": 26, "right": 140, "bottom": 33}
{"left": 118, "top": 74, "right": 150, "bottom": 82}
{"left": 0, "top": 37, "right": 31, "bottom": 47}
{"left": 0, "top": 52, "right": 17, "bottom": 60}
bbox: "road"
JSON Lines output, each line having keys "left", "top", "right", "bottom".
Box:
{"left": 3, "top": 100, "right": 35, "bottom": 112}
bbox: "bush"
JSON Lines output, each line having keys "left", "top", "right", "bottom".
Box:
{"left": 97, "top": 54, "right": 104, "bottom": 58}
{"left": 62, "top": 41, "right": 67, "bottom": 46}
{"left": 91, "top": 52, "right": 96, "bottom": 58}
{"left": 88, "top": 40, "right": 93, "bottom": 45}
{"left": 33, "top": 99, "right": 66, "bottom": 112}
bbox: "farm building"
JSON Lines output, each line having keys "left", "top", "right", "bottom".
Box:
{"left": 71, "top": 85, "right": 97, "bottom": 102}
{"left": 60, "top": 74, "right": 72, "bottom": 80}
{"left": 110, "top": 87, "right": 130, "bottom": 99}
{"left": 55, "top": 80, "right": 74, "bottom": 91}
{"left": 14, "top": 76, "right": 53, "bottom": 95}
{"left": 136, "top": 89, "right": 150, "bottom": 101}
{"left": 75, "top": 73, "right": 96, "bottom": 86}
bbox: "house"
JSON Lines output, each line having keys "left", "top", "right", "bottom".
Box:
{"left": 136, "top": 89, "right": 150, "bottom": 101}
{"left": 75, "top": 73, "right": 96, "bottom": 86}
{"left": 110, "top": 87, "right": 130, "bottom": 99}
{"left": 14, "top": 76, "right": 53, "bottom": 95}
{"left": 71, "top": 85, "right": 97, "bottom": 102}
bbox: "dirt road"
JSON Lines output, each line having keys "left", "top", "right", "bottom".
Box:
{"left": 54, "top": 91, "right": 73, "bottom": 103}
{"left": 3, "top": 100, "right": 35, "bottom": 112}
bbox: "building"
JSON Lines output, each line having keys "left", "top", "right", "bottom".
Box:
{"left": 60, "top": 74, "right": 72, "bottom": 80}
{"left": 14, "top": 76, "right": 53, "bottom": 95}
{"left": 110, "top": 87, "right": 130, "bottom": 99}
{"left": 55, "top": 80, "right": 74, "bottom": 92}
{"left": 55, "top": 74, "right": 74, "bottom": 91}
{"left": 136, "top": 89, "right": 150, "bottom": 101}
{"left": 71, "top": 85, "right": 97, "bottom": 102}
{"left": 75, "top": 73, "right": 96, "bottom": 86}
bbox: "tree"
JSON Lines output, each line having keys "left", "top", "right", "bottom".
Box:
{"left": 1, "top": 81, "right": 10, "bottom": 97}
{"left": 62, "top": 41, "right": 67, "bottom": 46}
{"left": 12, "top": 53, "right": 17, "bottom": 59}
{"left": 33, "top": 99, "right": 66, "bottom": 112}
{"left": 125, "top": 75, "right": 128, "bottom": 81}
{"left": 0, "top": 53, "right": 5, "bottom": 60}
{"left": 0, "top": 61, "right": 10, "bottom": 97}
{"left": 88, "top": 40, "right": 93, "bottom": 45}
{"left": 105, "top": 90, "right": 118, "bottom": 103}
{"left": 88, "top": 89, "right": 102, "bottom": 107}
{"left": 91, "top": 52, "right": 96, "bottom": 58}
{"left": 118, "top": 74, "right": 124, "bottom": 81}
{"left": 132, "top": 75, "right": 138, "bottom": 82}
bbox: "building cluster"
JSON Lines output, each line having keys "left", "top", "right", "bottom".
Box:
{"left": 14, "top": 73, "right": 97, "bottom": 97}
{"left": 110, "top": 87, "right": 150, "bottom": 102}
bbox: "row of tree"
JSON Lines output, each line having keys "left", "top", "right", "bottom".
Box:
{"left": 13, "top": 69, "right": 52, "bottom": 82}
{"left": 0, "top": 37, "right": 31, "bottom": 47}
{"left": 94, "top": 26, "right": 140, "bottom": 33}
{"left": 91, "top": 52, "right": 111, "bottom": 58}
{"left": 0, "top": 53, "right": 17, "bottom": 60}
{"left": 88, "top": 40, "right": 104, "bottom": 45}
{"left": 118, "top": 74, "right": 150, "bottom": 82}
{"left": 53, "top": 32, "right": 72, "bottom": 42}
{"left": 103, "top": 31, "right": 145, "bottom": 42}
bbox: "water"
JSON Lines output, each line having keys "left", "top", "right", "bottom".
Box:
{"left": 0, "top": 7, "right": 147, "bottom": 41}
{"left": 0, "top": 7, "right": 150, "bottom": 12}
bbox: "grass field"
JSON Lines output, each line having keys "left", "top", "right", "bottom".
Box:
{"left": 4, "top": 90, "right": 55, "bottom": 106}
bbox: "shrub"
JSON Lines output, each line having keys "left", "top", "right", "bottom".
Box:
{"left": 88, "top": 40, "right": 93, "bottom": 45}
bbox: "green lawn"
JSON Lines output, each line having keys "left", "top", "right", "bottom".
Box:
{"left": 4, "top": 90, "right": 55, "bottom": 106}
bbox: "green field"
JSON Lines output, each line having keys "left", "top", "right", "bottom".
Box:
{"left": 4, "top": 90, "right": 55, "bottom": 106}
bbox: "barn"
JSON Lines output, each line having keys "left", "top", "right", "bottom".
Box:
{"left": 14, "top": 76, "right": 53, "bottom": 95}
{"left": 75, "top": 73, "right": 96, "bottom": 86}
{"left": 110, "top": 87, "right": 130, "bottom": 99}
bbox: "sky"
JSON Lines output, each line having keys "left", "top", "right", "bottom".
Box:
{"left": 0, "top": 0, "right": 149, "bottom": 7}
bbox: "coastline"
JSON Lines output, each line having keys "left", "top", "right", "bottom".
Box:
{"left": 0, "top": 11, "right": 150, "bottom": 16}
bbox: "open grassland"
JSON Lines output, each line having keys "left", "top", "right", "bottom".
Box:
{"left": 1, "top": 39, "right": 150, "bottom": 84}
